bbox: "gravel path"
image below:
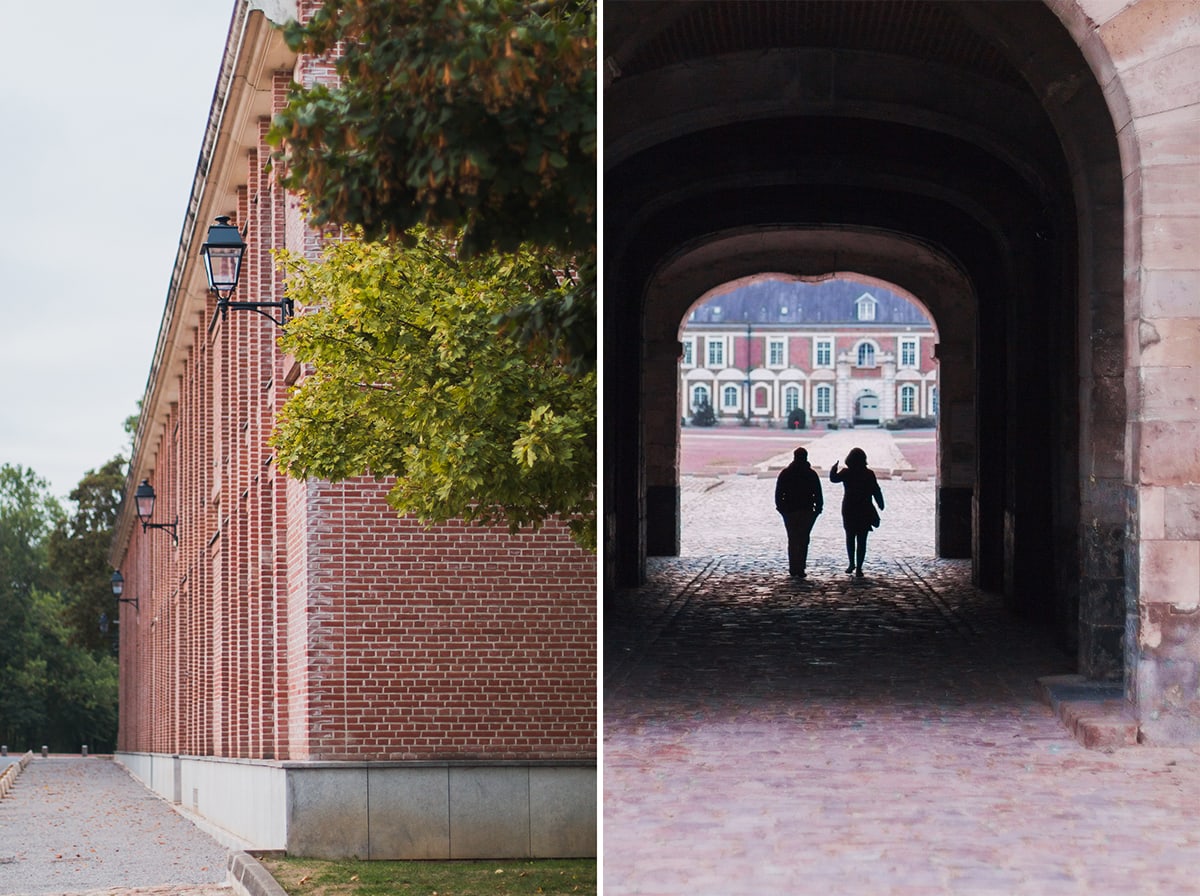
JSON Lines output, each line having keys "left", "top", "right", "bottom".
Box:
{"left": 0, "top": 758, "right": 230, "bottom": 896}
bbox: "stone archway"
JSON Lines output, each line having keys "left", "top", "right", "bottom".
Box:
{"left": 602, "top": 0, "right": 1198, "bottom": 733}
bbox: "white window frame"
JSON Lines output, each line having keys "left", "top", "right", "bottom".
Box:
{"left": 815, "top": 384, "right": 833, "bottom": 417}
{"left": 767, "top": 337, "right": 786, "bottom": 368}
{"left": 900, "top": 337, "right": 918, "bottom": 368}
{"left": 691, "top": 384, "right": 710, "bottom": 411}
{"left": 900, "top": 384, "right": 917, "bottom": 415}
{"left": 856, "top": 293, "right": 877, "bottom": 321}
{"left": 722, "top": 384, "right": 741, "bottom": 410}
{"left": 815, "top": 338, "right": 833, "bottom": 368}
{"left": 682, "top": 338, "right": 695, "bottom": 368}
{"left": 856, "top": 341, "right": 877, "bottom": 368}
{"left": 707, "top": 336, "right": 726, "bottom": 368}
{"left": 784, "top": 385, "right": 801, "bottom": 413}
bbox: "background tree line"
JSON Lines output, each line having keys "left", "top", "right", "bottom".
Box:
{"left": 0, "top": 459, "right": 124, "bottom": 753}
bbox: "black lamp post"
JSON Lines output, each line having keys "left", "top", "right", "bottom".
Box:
{"left": 110, "top": 570, "right": 138, "bottom": 612}
{"left": 133, "top": 480, "right": 177, "bottom": 545}
{"left": 200, "top": 216, "right": 292, "bottom": 326}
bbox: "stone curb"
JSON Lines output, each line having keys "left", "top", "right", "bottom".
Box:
{"left": 0, "top": 750, "right": 33, "bottom": 799}
{"left": 1037, "top": 674, "right": 1139, "bottom": 750}
{"left": 228, "top": 851, "right": 289, "bottom": 896}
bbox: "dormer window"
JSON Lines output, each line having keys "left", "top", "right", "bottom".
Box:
{"left": 856, "top": 293, "right": 877, "bottom": 321}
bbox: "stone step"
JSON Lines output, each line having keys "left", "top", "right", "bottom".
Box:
{"left": 1037, "top": 674, "right": 1139, "bottom": 750}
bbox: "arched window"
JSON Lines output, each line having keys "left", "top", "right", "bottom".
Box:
{"left": 722, "top": 385, "right": 740, "bottom": 409}
{"left": 930, "top": 386, "right": 939, "bottom": 417}
{"left": 815, "top": 385, "right": 832, "bottom": 416}
{"left": 691, "top": 384, "right": 710, "bottom": 410}
{"left": 857, "top": 342, "right": 876, "bottom": 368}
{"left": 784, "top": 385, "right": 801, "bottom": 413}
{"left": 900, "top": 384, "right": 917, "bottom": 415}
{"left": 754, "top": 385, "right": 769, "bottom": 409}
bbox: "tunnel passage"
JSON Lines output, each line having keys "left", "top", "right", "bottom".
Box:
{"left": 603, "top": 1, "right": 1126, "bottom": 682}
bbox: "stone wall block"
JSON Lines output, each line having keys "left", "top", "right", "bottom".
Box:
{"left": 1142, "top": 215, "right": 1200, "bottom": 271}
{"left": 1132, "top": 104, "right": 1200, "bottom": 168}
{"left": 1082, "top": 521, "right": 1126, "bottom": 578}
{"left": 1137, "top": 420, "right": 1200, "bottom": 485}
{"left": 1164, "top": 485, "right": 1200, "bottom": 541}
{"left": 1141, "top": 163, "right": 1200, "bottom": 217}
{"left": 1090, "top": 325, "right": 1126, "bottom": 378}
{"left": 1138, "top": 362, "right": 1200, "bottom": 420}
{"left": 1080, "top": 574, "right": 1127, "bottom": 625}
{"left": 1140, "top": 269, "right": 1200, "bottom": 320}
{"left": 1099, "top": 0, "right": 1200, "bottom": 69}
{"left": 1081, "top": 398, "right": 1125, "bottom": 479}
{"left": 1115, "top": 44, "right": 1200, "bottom": 119}
{"left": 1140, "top": 604, "right": 1200, "bottom": 659}
{"left": 1137, "top": 485, "right": 1166, "bottom": 541}
{"left": 1079, "top": 620, "right": 1125, "bottom": 681}
{"left": 1136, "top": 317, "right": 1200, "bottom": 368}
{"left": 1139, "top": 538, "right": 1200, "bottom": 609}
{"left": 1135, "top": 657, "right": 1200, "bottom": 744}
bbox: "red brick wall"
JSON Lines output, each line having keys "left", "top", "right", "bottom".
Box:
{"left": 116, "top": 24, "right": 597, "bottom": 764}
{"left": 294, "top": 480, "right": 595, "bottom": 761}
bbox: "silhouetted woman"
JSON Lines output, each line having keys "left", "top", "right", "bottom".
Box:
{"left": 829, "top": 447, "right": 884, "bottom": 577}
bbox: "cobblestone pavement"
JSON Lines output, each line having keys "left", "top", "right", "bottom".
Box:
{"left": 604, "top": 476, "right": 1200, "bottom": 895}
{"left": 0, "top": 758, "right": 230, "bottom": 896}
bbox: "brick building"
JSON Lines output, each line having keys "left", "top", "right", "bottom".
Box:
{"left": 681, "top": 277, "right": 938, "bottom": 427}
{"left": 108, "top": 1, "right": 596, "bottom": 858}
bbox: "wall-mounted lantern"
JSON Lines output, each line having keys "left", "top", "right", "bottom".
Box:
{"left": 201, "top": 215, "right": 292, "bottom": 326}
{"left": 133, "top": 480, "right": 178, "bottom": 545}
{"left": 110, "top": 570, "right": 139, "bottom": 612}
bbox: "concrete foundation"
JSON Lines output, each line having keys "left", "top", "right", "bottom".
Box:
{"left": 118, "top": 753, "right": 595, "bottom": 859}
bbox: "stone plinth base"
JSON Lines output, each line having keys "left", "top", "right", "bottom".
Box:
{"left": 117, "top": 753, "right": 595, "bottom": 859}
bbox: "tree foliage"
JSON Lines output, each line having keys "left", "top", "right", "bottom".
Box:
{"left": 268, "top": 0, "right": 596, "bottom": 374}
{"left": 269, "top": 0, "right": 595, "bottom": 257}
{"left": 0, "top": 463, "right": 120, "bottom": 752}
{"left": 272, "top": 230, "right": 596, "bottom": 550}
{"left": 47, "top": 457, "right": 127, "bottom": 654}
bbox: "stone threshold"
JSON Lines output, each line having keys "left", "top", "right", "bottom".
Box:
{"left": 1037, "top": 674, "right": 1138, "bottom": 750}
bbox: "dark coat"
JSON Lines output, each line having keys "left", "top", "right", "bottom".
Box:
{"left": 830, "top": 463, "right": 884, "bottom": 533}
{"left": 776, "top": 460, "right": 823, "bottom": 515}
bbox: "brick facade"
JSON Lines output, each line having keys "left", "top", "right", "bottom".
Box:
{"left": 681, "top": 282, "right": 938, "bottom": 425}
{"left": 111, "top": 1, "right": 595, "bottom": 855}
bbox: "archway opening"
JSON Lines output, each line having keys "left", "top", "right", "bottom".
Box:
{"left": 605, "top": 0, "right": 1127, "bottom": 684}
{"left": 676, "top": 273, "right": 942, "bottom": 569}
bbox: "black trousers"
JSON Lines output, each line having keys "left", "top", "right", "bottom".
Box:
{"left": 781, "top": 510, "right": 817, "bottom": 574}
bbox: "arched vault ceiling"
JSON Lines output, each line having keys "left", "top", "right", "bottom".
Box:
{"left": 605, "top": 0, "right": 1029, "bottom": 88}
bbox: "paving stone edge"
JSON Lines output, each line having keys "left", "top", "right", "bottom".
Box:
{"left": 229, "top": 851, "right": 289, "bottom": 896}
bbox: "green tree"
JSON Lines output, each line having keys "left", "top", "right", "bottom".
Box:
{"left": 272, "top": 230, "right": 596, "bottom": 550}
{"left": 267, "top": 0, "right": 596, "bottom": 373}
{"left": 0, "top": 464, "right": 119, "bottom": 752}
{"left": 0, "top": 464, "right": 63, "bottom": 645}
{"left": 48, "top": 457, "right": 127, "bottom": 654}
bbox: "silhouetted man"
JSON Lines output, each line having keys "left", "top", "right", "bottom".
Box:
{"left": 775, "top": 446, "right": 823, "bottom": 577}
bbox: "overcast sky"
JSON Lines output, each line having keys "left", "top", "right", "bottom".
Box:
{"left": 0, "top": 3, "right": 239, "bottom": 503}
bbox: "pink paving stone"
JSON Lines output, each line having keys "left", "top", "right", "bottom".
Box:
{"left": 604, "top": 469, "right": 1200, "bottom": 895}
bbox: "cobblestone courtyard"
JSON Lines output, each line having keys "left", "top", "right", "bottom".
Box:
{"left": 604, "top": 447, "right": 1200, "bottom": 895}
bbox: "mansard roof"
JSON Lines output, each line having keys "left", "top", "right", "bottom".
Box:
{"left": 686, "top": 278, "right": 932, "bottom": 327}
